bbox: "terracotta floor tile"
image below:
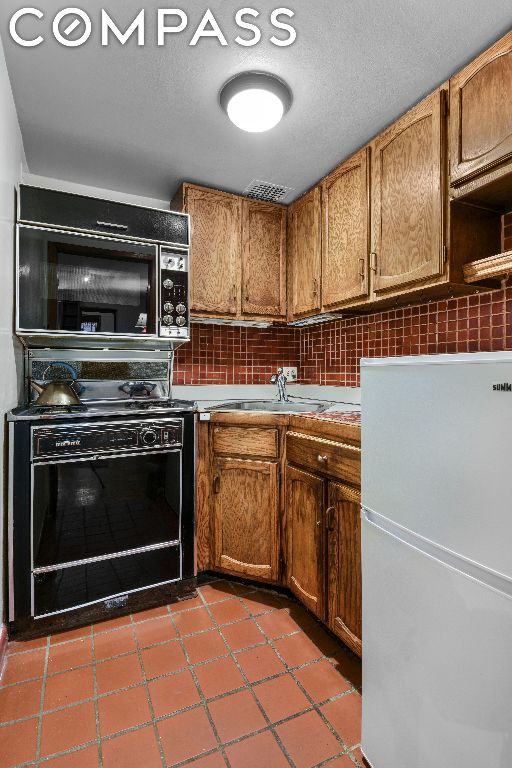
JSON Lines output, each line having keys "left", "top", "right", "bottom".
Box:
{"left": 273, "top": 632, "right": 324, "bottom": 668}
{"left": 257, "top": 609, "right": 304, "bottom": 639}
{"left": 254, "top": 674, "right": 310, "bottom": 722}
{"left": 327, "top": 755, "right": 359, "bottom": 767}
{"left": 40, "top": 701, "right": 97, "bottom": 757}
{"left": 93, "top": 626, "right": 137, "bottom": 661}
{"left": 229, "top": 581, "right": 257, "bottom": 596}
{"left": 187, "top": 752, "right": 226, "bottom": 767}
{"left": 194, "top": 656, "right": 245, "bottom": 699}
{"left": 43, "top": 744, "right": 100, "bottom": 767}
{"left": 93, "top": 614, "right": 132, "bottom": 633}
{"left": 307, "top": 624, "right": 345, "bottom": 657}
{"left": 240, "top": 591, "right": 282, "bottom": 616}
{"left": 47, "top": 638, "right": 93, "bottom": 675}
{"left": 0, "top": 717, "right": 38, "bottom": 766}
{"left": 332, "top": 649, "right": 362, "bottom": 690}
{"left": 321, "top": 692, "right": 362, "bottom": 748}
{"left": 102, "top": 726, "right": 161, "bottom": 768}
{"left": 183, "top": 629, "right": 228, "bottom": 664}
{"left": 8, "top": 636, "right": 48, "bottom": 653}
{"left": 44, "top": 666, "right": 94, "bottom": 710}
{"left": 276, "top": 710, "right": 341, "bottom": 768}
{"left": 235, "top": 644, "right": 285, "bottom": 683}
{"left": 141, "top": 640, "right": 187, "bottom": 679}
{"left": 158, "top": 705, "right": 217, "bottom": 764}
{"left": 208, "top": 689, "right": 266, "bottom": 743}
{"left": 98, "top": 685, "right": 151, "bottom": 737}
{"left": 351, "top": 746, "right": 365, "bottom": 766}
{"left": 132, "top": 605, "right": 169, "bottom": 622}
{"left": 198, "top": 581, "right": 236, "bottom": 604}
{"left": 95, "top": 653, "right": 143, "bottom": 694}
{"left": 134, "top": 616, "right": 177, "bottom": 648}
{"left": 209, "top": 598, "right": 249, "bottom": 626}
{"left": 0, "top": 679, "right": 42, "bottom": 722}
{"left": 148, "top": 669, "right": 200, "bottom": 717}
{"left": 295, "top": 659, "right": 352, "bottom": 704}
{"left": 225, "top": 730, "right": 289, "bottom": 768}
{"left": 2, "top": 649, "right": 46, "bottom": 685}
{"left": 168, "top": 595, "right": 204, "bottom": 613}
{"left": 173, "top": 606, "right": 214, "bottom": 636}
{"left": 282, "top": 603, "right": 318, "bottom": 630}
{"left": 50, "top": 626, "right": 92, "bottom": 645}
{"left": 221, "top": 619, "right": 265, "bottom": 652}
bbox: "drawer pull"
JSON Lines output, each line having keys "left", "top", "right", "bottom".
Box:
{"left": 96, "top": 220, "right": 129, "bottom": 230}
{"left": 317, "top": 454, "right": 328, "bottom": 463}
{"left": 213, "top": 475, "right": 221, "bottom": 494}
{"left": 326, "top": 506, "right": 336, "bottom": 532}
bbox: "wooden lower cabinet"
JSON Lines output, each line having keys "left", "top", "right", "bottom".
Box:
{"left": 286, "top": 466, "right": 325, "bottom": 619}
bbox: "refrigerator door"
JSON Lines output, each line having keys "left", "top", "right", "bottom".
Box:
{"left": 362, "top": 514, "right": 512, "bottom": 768}
{"left": 362, "top": 352, "right": 512, "bottom": 579}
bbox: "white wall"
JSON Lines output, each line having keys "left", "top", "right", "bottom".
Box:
{"left": 0, "top": 35, "right": 26, "bottom": 624}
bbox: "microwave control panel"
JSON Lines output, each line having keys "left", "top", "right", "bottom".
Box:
{"left": 159, "top": 249, "right": 189, "bottom": 339}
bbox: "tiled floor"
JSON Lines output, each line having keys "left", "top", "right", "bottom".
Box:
{"left": 0, "top": 580, "right": 363, "bottom": 768}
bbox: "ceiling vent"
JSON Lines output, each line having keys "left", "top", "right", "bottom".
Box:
{"left": 244, "top": 180, "right": 294, "bottom": 203}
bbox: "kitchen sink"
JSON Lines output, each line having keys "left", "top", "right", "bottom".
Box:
{"left": 212, "top": 400, "right": 328, "bottom": 413}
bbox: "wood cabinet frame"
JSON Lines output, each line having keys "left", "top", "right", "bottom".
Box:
{"left": 287, "top": 187, "right": 322, "bottom": 318}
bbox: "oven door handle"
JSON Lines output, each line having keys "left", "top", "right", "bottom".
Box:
{"left": 32, "top": 447, "right": 183, "bottom": 466}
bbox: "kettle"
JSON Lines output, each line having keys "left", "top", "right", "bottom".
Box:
{"left": 30, "top": 362, "right": 82, "bottom": 407}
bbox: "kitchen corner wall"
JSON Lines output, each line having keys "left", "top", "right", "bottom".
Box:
{"left": 174, "top": 286, "right": 512, "bottom": 387}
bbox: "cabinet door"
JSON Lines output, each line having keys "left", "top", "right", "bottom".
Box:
{"left": 185, "top": 185, "right": 240, "bottom": 316}
{"left": 322, "top": 148, "right": 370, "bottom": 310}
{"left": 372, "top": 89, "right": 446, "bottom": 295}
{"left": 327, "top": 482, "right": 361, "bottom": 657}
{"left": 450, "top": 32, "right": 512, "bottom": 187}
{"left": 212, "top": 457, "right": 278, "bottom": 581}
{"left": 286, "top": 465, "right": 325, "bottom": 618}
{"left": 241, "top": 200, "right": 286, "bottom": 317}
{"left": 289, "top": 187, "right": 322, "bottom": 317}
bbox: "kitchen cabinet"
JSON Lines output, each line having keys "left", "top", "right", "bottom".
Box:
{"left": 371, "top": 89, "right": 446, "bottom": 297}
{"left": 242, "top": 200, "right": 286, "bottom": 317}
{"left": 288, "top": 187, "right": 322, "bottom": 318}
{"left": 321, "top": 148, "right": 370, "bottom": 310}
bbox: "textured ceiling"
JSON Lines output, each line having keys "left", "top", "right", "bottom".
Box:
{"left": 0, "top": 1, "right": 511, "bottom": 204}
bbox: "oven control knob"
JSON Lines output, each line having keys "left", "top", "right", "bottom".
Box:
{"left": 141, "top": 428, "right": 158, "bottom": 447}
{"left": 163, "top": 279, "right": 174, "bottom": 290}
{"left": 163, "top": 315, "right": 173, "bottom": 326}
{"left": 176, "top": 316, "right": 186, "bottom": 327}
{"left": 176, "top": 303, "right": 186, "bottom": 315}
{"left": 163, "top": 302, "right": 174, "bottom": 313}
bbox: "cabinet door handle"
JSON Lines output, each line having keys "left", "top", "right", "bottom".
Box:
{"left": 312, "top": 277, "right": 318, "bottom": 297}
{"left": 325, "top": 506, "right": 336, "bottom": 532}
{"left": 232, "top": 284, "right": 237, "bottom": 303}
{"left": 317, "top": 454, "right": 328, "bottom": 464}
{"left": 359, "top": 256, "right": 366, "bottom": 280}
{"left": 96, "top": 221, "right": 129, "bottom": 230}
{"left": 213, "top": 475, "right": 221, "bottom": 494}
{"left": 370, "top": 251, "right": 377, "bottom": 273}
{"left": 244, "top": 281, "right": 249, "bottom": 302}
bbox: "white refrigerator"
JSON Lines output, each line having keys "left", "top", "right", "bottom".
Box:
{"left": 361, "top": 351, "right": 512, "bottom": 768}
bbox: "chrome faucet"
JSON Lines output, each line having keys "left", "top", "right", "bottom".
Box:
{"left": 270, "top": 368, "right": 288, "bottom": 402}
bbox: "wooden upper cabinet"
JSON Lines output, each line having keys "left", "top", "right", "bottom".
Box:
{"left": 184, "top": 185, "right": 240, "bottom": 316}
{"left": 450, "top": 32, "right": 512, "bottom": 188}
{"left": 371, "top": 89, "right": 446, "bottom": 295}
{"left": 321, "top": 148, "right": 370, "bottom": 310}
{"left": 288, "top": 187, "right": 322, "bottom": 318}
{"left": 241, "top": 200, "right": 286, "bottom": 317}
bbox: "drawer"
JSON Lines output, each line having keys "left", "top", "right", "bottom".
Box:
{"left": 213, "top": 426, "right": 278, "bottom": 458}
{"left": 286, "top": 432, "right": 360, "bottom": 485}
{"left": 19, "top": 185, "right": 189, "bottom": 246}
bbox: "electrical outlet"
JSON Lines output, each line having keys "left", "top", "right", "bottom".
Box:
{"left": 282, "top": 367, "right": 298, "bottom": 382}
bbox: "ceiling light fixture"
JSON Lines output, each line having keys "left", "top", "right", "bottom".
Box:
{"left": 219, "top": 71, "right": 292, "bottom": 133}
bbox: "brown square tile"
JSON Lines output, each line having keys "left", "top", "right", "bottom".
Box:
{"left": 327, "top": 755, "right": 358, "bottom": 767}
{"left": 198, "top": 581, "right": 236, "bottom": 604}
{"left": 257, "top": 609, "right": 303, "bottom": 639}
{"left": 225, "top": 730, "right": 289, "bottom": 768}
{"left": 95, "top": 653, "right": 143, "bottom": 694}
{"left": 209, "top": 598, "right": 248, "bottom": 626}
{"left": 132, "top": 605, "right": 169, "bottom": 622}
{"left": 0, "top": 717, "right": 38, "bottom": 766}
{"left": 276, "top": 710, "right": 341, "bottom": 768}
{"left": 273, "top": 632, "right": 323, "bottom": 668}
{"left": 350, "top": 746, "right": 365, "bottom": 766}
{"left": 307, "top": 624, "right": 344, "bottom": 658}
{"left": 40, "top": 701, "right": 97, "bottom": 757}
{"left": 168, "top": 595, "right": 204, "bottom": 613}
{"left": 183, "top": 629, "right": 228, "bottom": 664}
{"left": 254, "top": 674, "right": 310, "bottom": 722}
{"left": 98, "top": 685, "right": 151, "bottom": 737}
{"left": 321, "top": 692, "right": 362, "bottom": 748}
{"left": 133, "top": 617, "right": 177, "bottom": 648}
{"left": 93, "top": 614, "right": 132, "bottom": 633}
{"left": 240, "top": 591, "right": 282, "bottom": 616}
{"left": 47, "top": 638, "right": 93, "bottom": 675}
{"left": 94, "top": 626, "right": 136, "bottom": 661}
{"left": 235, "top": 645, "right": 285, "bottom": 683}
{"left": 43, "top": 744, "right": 100, "bottom": 767}
{"left": 44, "top": 666, "right": 94, "bottom": 710}
{"left": 141, "top": 640, "right": 187, "bottom": 679}
{"left": 50, "top": 626, "right": 92, "bottom": 645}
{"left": 331, "top": 649, "right": 362, "bottom": 690}
{"left": 187, "top": 753, "right": 226, "bottom": 768}
{"left": 208, "top": 689, "right": 266, "bottom": 743}
{"left": 158, "top": 705, "right": 217, "bottom": 764}
{"left": 295, "top": 659, "right": 352, "bottom": 704}
{"left": 0, "top": 679, "right": 42, "bottom": 722}
{"left": 221, "top": 620, "right": 264, "bottom": 652}
{"left": 8, "top": 636, "right": 48, "bottom": 653}
{"left": 102, "top": 725, "right": 161, "bottom": 768}
{"left": 2, "top": 649, "right": 46, "bottom": 685}
{"left": 194, "top": 657, "right": 245, "bottom": 699}
{"left": 149, "top": 669, "right": 200, "bottom": 717}
{"left": 173, "top": 606, "right": 214, "bottom": 636}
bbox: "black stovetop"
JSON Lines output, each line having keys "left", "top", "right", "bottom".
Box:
{"left": 8, "top": 398, "right": 197, "bottom": 422}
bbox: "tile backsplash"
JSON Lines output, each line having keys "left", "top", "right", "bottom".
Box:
{"left": 173, "top": 287, "right": 512, "bottom": 388}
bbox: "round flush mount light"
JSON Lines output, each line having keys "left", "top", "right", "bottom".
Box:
{"left": 219, "top": 71, "right": 292, "bottom": 133}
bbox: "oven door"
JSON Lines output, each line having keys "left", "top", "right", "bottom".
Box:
{"left": 17, "top": 225, "right": 158, "bottom": 338}
{"left": 31, "top": 449, "right": 182, "bottom": 617}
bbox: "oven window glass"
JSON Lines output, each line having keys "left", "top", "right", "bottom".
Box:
{"left": 32, "top": 452, "right": 181, "bottom": 569}
{"left": 18, "top": 226, "right": 157, "bottom": 335}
